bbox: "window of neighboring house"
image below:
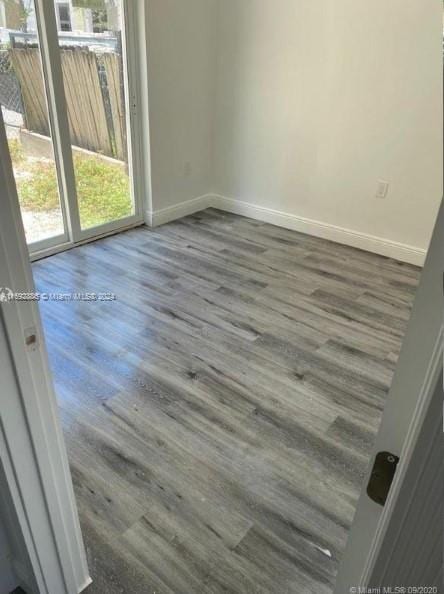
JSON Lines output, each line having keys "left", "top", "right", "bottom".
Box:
{"left": 0, "top": 2, "right": 6, "bottom": 29}
{"left": 91, "top": 9, "right": 107, "bottom": 33}
{"left": 57, "top": 2, "right": 72, "bottom": 31}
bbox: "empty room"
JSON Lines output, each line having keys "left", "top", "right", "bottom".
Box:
{"left": 0, "top": 1, "right": 442, "bottom": 594}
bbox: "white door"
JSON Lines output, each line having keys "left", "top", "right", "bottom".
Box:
{"left": 334, "top": 199, "right": 444, "bottom": 592}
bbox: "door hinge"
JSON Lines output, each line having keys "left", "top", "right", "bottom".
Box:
{"left": 367, "top": 451, "right": 399, "bottom": 506}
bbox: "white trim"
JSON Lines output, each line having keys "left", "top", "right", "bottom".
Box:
{"left": 121, "top": 0, "right": 145, "bottom": 224}
{"left": 34, "top": 0, "right": 80, "bottom": 250}
{"left": 29, "top": 220, "right": 144, "bottom": 263}
{"left": 28, "top": 232, "right": 68, "bottom": 255}
{"left": 146, "top": 194, "right": 215, "bottom": 227}
{"left": 136, "top": 0, "right": 154, "bottom": 223}
{"left": 361, "top": 326, "right": 443, "bottom": 583}
{"left": 145, "top": 193, "right": 425, "bottom": 265}
{"left": 215, "top": 195, "right": 426, "bottom": 266}
{"left": 0, "top": 106, "right": 90, "bottom": 592}
{"left": 75, "top": 213, "right": 144, "bottom": 243}
{"left": 30, "top": 188, "right": 426, "bottom": 267}
{"left": 144, "top": 209, "right": 154, "bottom": 227}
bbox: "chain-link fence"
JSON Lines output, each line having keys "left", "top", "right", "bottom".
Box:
{"left": 0, "top": 50, "right": 23, "bottom": 114}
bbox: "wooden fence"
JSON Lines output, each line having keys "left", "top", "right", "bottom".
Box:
{"left": 9, "top": 48, "right": 126, "bottom": 161}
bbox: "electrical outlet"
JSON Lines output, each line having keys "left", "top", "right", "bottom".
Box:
{"left": 375, "top": 180, "right": 389, "bottom": 199}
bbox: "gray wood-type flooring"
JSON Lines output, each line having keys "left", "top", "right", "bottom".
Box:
{"left": 32, "top": 209, "right": 420, "bottom": 594}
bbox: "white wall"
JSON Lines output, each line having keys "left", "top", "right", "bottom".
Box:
{"left": 213, "top": 0, "right": 442, "bottom": 259}
{"left": 146, "top": 0, "right": 216, "bottom": 213}
{"left": 145, "top": 0, "right": 442, "bottom": 262}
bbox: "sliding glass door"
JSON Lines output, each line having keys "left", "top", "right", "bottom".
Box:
{"left": 53, "top": 0, "right": 137, "bottom": 237}
{"left": 1, "top": 0, "right": 142, "bottom": 256}
{"left": 2, "top": 0, "right": 69, "bottom": 251}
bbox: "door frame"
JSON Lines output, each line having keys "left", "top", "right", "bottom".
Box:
{"left": 25, "top": 0, "right": 144, "bottom": 258}
{"left": 0, "top": 107, "right": 91, "bottom": 593}
{"left": 334, "top": 199, "right": 444, "bottom": 591}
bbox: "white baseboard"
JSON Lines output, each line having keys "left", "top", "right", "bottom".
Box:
{"left": 215, "top": 195, "right": 426, "bottom": 266}
{"left": 146, "top": 193, "right": 426, "bottom": 266}
{"left": 145, "top": 194, "right": 214, "bottom": 228}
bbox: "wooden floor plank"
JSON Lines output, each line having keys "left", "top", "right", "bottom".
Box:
{"left": 32, "top": 209, "right": 420, "bottom": 594}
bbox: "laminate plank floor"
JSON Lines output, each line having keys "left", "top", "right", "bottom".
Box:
{"left": 32, "top": 209, "right": 421, "bottom": 594}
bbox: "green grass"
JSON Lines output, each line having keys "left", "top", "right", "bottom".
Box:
{"left": 9, "top": 139, "right": 132, "bottom": 229}
{"left": 8, "top": 138, "right": 25, "bottom": 164}
{"left": 73, "top": 154, "right": 132, "bottom": 228}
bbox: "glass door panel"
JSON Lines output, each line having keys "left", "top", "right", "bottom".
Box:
{"left": 53, "top": 0, "right": 134, "bottom": 233}
{"left": 1, "top": 3, "right": 67, "bottom": 249}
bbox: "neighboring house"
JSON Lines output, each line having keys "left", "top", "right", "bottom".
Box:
{"left": 55, "top": 0, "right": 120, "bottom": 34}
{"left": 0, "top": 0, "right": 31, "bottom": 31}
{"left": 0, "top": 0, "right": 120, "bottom": 35}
